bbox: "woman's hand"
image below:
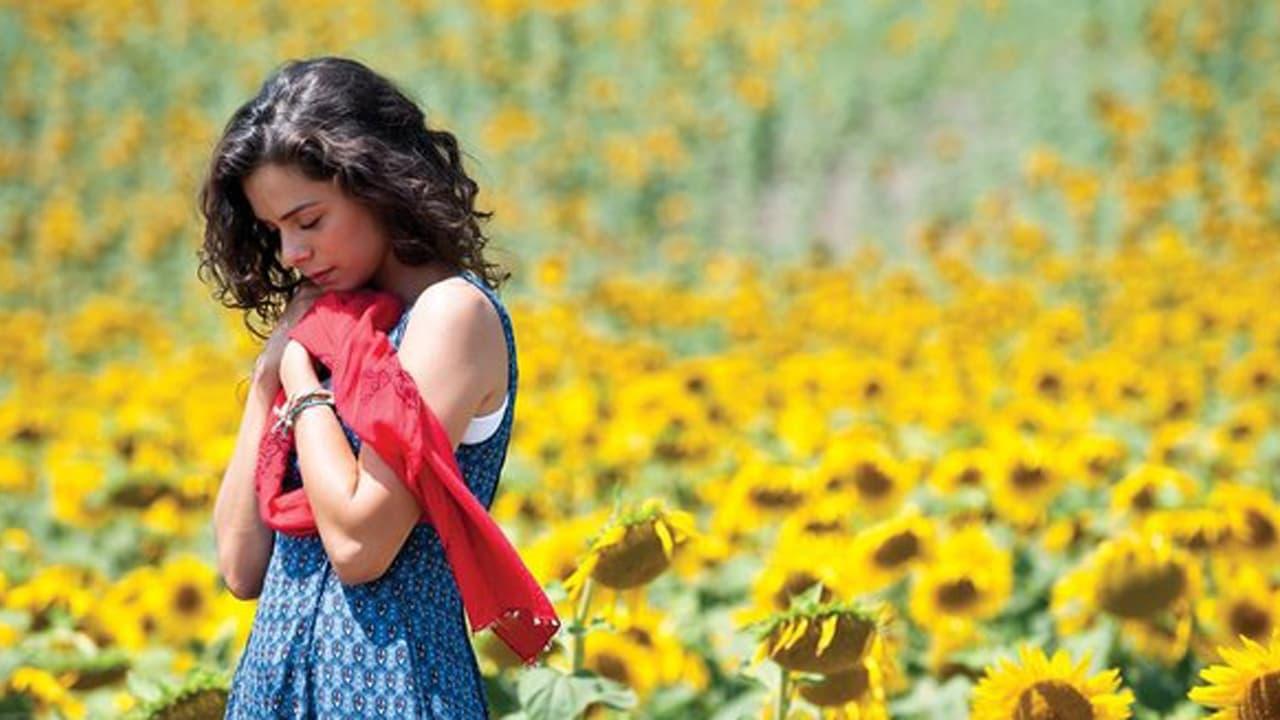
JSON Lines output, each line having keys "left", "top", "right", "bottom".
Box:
{"left": 279, "top": 338, "right": 322, "bottom": 397}
{"left": 256, "top": 280, "right": 325, "bottom": 381}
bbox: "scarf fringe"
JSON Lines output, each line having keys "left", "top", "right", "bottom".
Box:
{"left": 477, "top": 607, "right": 564, "bottom": 667}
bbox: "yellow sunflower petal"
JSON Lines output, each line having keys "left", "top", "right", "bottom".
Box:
{"left": 815, "top": 615, "right": 838, "bottom": 656}
{"left": 653, "top": 519, "right": 674, "bottom": 559}
{"left": 783, "top": 616, "right": 810, "bottom": 650}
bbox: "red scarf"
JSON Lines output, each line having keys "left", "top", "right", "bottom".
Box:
{"left": 253, "top": 289, "right": 559, "bottom": 665}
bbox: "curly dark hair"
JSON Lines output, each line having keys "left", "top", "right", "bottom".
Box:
{"left": 196, "top": 55, "right": 509, "bottom": 340}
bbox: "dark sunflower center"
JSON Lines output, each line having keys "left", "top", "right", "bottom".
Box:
{"left": 1037, "top": 373, "right": 1062, "bottom": 397}
{"left": 1244, "top": 510, "right": 1277, "bottom": 550}
{"left": 1230, "top": 601, "right": 1272, "bottom": 642}
{"left": 1096, "top": 562, "right": 1186, "bottom": 619}
{"left": 175, "top": 585, "right": 204, "bottom": 615}
{"left": 623, "top": 627, "right": 653, "bottom": 647}
{"left": 1086, "top": 456, "right": 1111, "bottom": 476}
{"left": 1243, "top": 671, "right": 1280, "bottom": 720}
{"left": 1011, "top": 464, "right": 1049, "bottom": 491}
{"left": 1013, "top": 680, "right": 1095, "bottom": 720}
{"left": 593, "top": 653, "right": 630, "bottom": 685}
{"left": 1252, "top": 370, "right": 1272, "bottom": 391}
{"left": 872, "top": 531, "right": 920, "bottom": 569}
{"left": 156, "top": 689, "right": 228, "bottom": 720}
{"left": 1230, "top": 423, "right": 1254, "bottom": 441}
{"left": 1131, "top": 486, "right": 1156, "bottom": 511}
{"left": 804, "top": 518, "right": 844, "bottom": 535}
{"left": 957, "top": 467, "right": 983, "bottom": 486}
{"left": 854, "top": 463, "right": 893, "bottom": 499}
{"left": 936, "top": 578, "right": 979, "bottom": 612}
{"left": 748, "top": 486, "right": 805, "bottom": 509}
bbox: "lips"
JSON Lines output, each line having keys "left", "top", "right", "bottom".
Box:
{"left": 308, "top": 268, "right": 334, "bottom": 284}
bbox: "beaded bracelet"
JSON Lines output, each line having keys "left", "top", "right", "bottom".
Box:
{"left": 283, "top": 396, "right": 336, "bottom": 432}
{"left": 271, "top": 386, "right": 335, "bottom": 435}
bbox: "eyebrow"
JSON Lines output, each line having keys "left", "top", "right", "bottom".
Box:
{"left": 259, "top": 200, "right": 320, "bottom": 224}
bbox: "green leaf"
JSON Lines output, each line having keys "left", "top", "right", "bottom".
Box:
{"left": 517, "top": 667, "right": 637, "bottom": 720}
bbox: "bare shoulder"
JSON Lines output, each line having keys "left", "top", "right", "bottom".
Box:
{"left": 404, "top": 276, "right": 500, "bottom": 339}
{"left": 400, "top": 276, "right": 507, "bottom": 407}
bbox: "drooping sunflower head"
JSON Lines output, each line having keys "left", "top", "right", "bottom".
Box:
{"left": 1091, "top": 532, "right": 1200, "bottom": 624}
{"left": 1189, "top": 630, "right": 1280, "bottom": 720}
{"left": 1052, "top": 531, "right": 1202, "bottom": 664}
{"left": 747, "top": 590, "right": 886, "bottom": 676}
{"left": 971, "top": 644, "right": 1135, "bottom": 720}
{"left": 794, "top": 632, "right": 898, "bottom": 718}
{"left": 564, "top": 498, "right": 697, "bottom": 598}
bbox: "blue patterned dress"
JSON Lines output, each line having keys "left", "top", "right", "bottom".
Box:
{"left": 226, "top": 270, "right": 517, "bottom": 719}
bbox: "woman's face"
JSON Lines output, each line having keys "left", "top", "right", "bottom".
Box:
{"left": 242, "top": 162, "right": 389, "bottom": 290}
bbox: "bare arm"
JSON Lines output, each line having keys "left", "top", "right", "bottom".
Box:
{"left": 283, "top": 282, "right": 499, "bottom": 586}
{"left": 212, "top": 356, "right": 279, "bottom": 600}
{"left": 212, "top": 280, "right": 324, "bottom": 599}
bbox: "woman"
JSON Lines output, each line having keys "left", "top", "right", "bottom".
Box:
{"left": 200, "top": 56, "right": 520, "bottom": 718}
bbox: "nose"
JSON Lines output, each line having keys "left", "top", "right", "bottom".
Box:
{"left": 279, "top": 232, "right": 312, "bottom": 269}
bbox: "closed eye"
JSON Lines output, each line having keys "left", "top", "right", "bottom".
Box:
{"left": 300, "top": 217, "right": 321, "bottom": 230}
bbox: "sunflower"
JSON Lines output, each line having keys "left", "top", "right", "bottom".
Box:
{"left": 1039, "top": 510, "right": 1097, "bottom": 556}
{"left": 1196, "top": 561, "right": 1280, "bottom": 649}
{"left": 1051, "top": 531, "right": 1202, "bottom": 664}
{"left": 588, "top": 602, "right": 709, "bottom": 697}
{"left": 703, "top": 453, "right": 813, "bottom": 542}
{"left": 1210, "top": 401, "right": 1269, "bottom": 462}
{"left": 1189, "top": 630, "right": 1280, "bottom": 720}
{"left": 1064, "top": 432, "right": 1130, "bottom": 487}
{"left": 927, "top": 446, "right": 999, "bottom": 498}
{"left": 748, "top": 595, "right": 884, "bottom": 675}
{"left": 794, "top": 632, "right": 898, "bottom": 719}
{"left": 908, "top": 525, "right": 1012, "bottom": 636}
{"left": 986, "top": 436, "right": 1068, "bottom": 529}
{"left": 564, "top": 498, "right": 697, "bottom": 599}
{"left": 1146, "top": 419, "right": 1203, "bottom": 469}
{"left": 1222, "top": 347, "right": 1279, "bottom": 398}
{"left": 1138, "top": 507, "right": 1233, "bottom": 555}
{"left": 1109, "top": 462, "right": 1200, "bottom": 518}
{"left": 817, "top": 440, "right": 914, "bottom": 520}
{"left": 847, "top": 507, "right": 936, "bottom": 593}
{"left": 971, "top": 645, "right": 1134, "bottom": 720}
{"left": 1210, "top": 483, "right": 1280, "bottom": 564}
{"left": 156, "top": 554, "right": 221, "bottom": 645}
{"left": 85, "top": 566, "right": 163, "bottom": 651}
{"left": 742, "top": 532, "right": 845, "bottom": 621}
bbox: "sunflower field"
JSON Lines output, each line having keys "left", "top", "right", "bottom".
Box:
{"left": 2, "top": 0, "right": 1280, "bottom": 718}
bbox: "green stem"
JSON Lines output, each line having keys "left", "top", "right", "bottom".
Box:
{"left": 775, "top": 665, "right": 791, "bottom": 720}
{"left": 571, "top": 576, "right": 594, "bottom": 674}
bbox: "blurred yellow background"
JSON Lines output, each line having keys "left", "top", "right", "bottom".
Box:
{"left": 1, "top": 1, "right": 1278, "bottom": 718}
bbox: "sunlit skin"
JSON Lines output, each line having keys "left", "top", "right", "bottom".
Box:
{"left": 240, "top": 161, "right": 509, "bottom": 586}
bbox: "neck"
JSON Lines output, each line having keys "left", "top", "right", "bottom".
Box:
{"left": 370, "top": 258, "right": 461, "bottom": 307}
